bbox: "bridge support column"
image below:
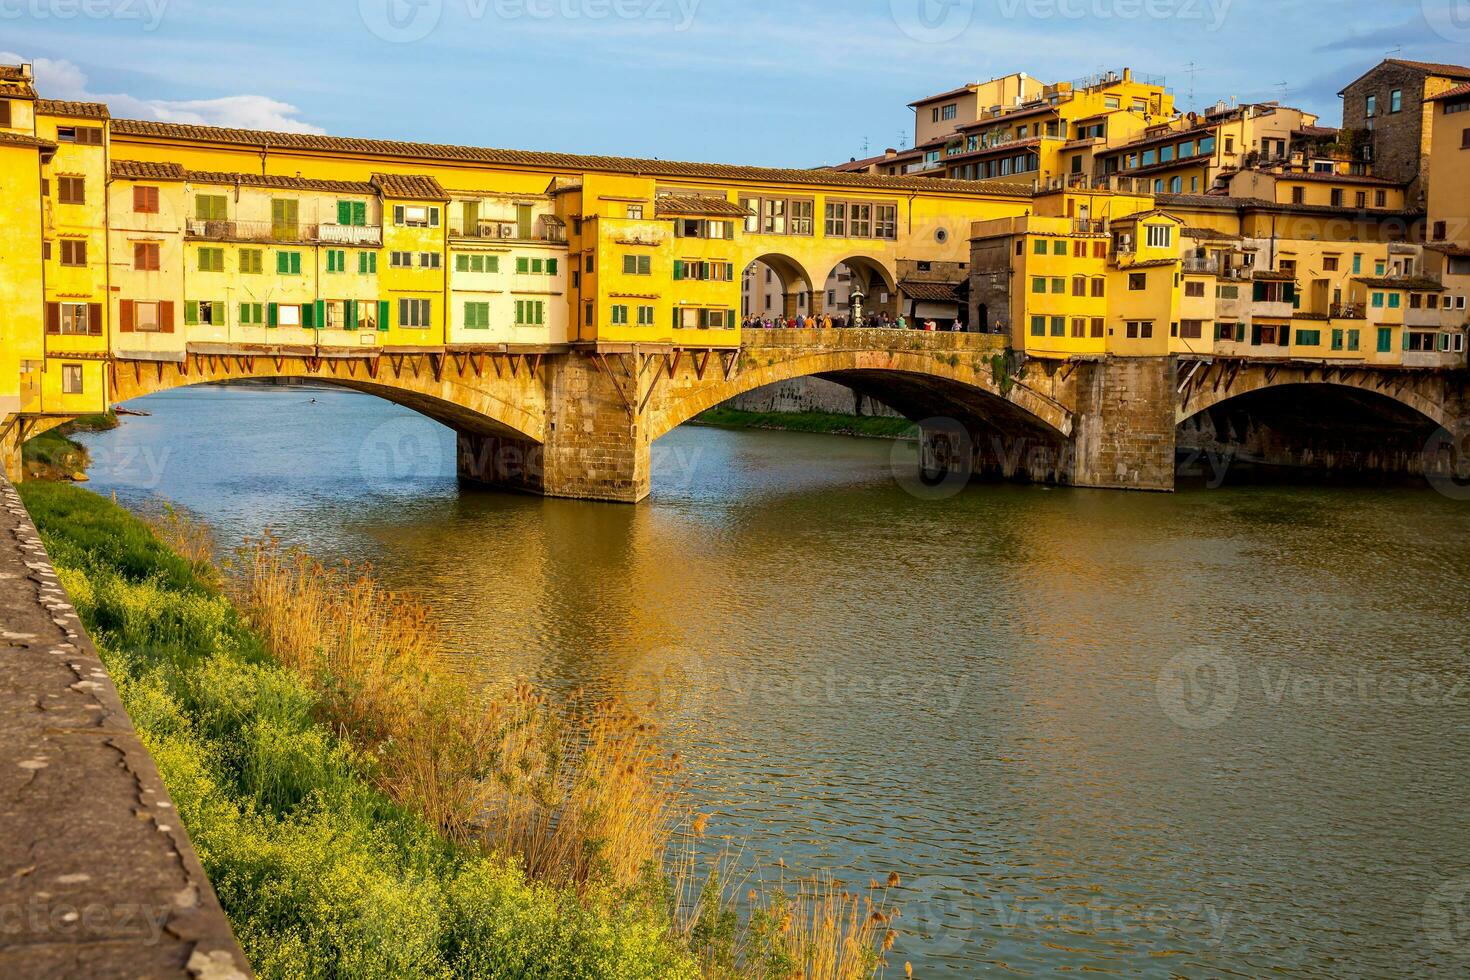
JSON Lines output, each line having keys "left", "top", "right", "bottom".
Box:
{"left": 457, "top": 351, "right": 649, "bottom": 503}
{"left": 1, "top": 422, "right": 21, "bottom": 484}
{"left": 1069, "top": 356, "right": 1177, "bottom": 491}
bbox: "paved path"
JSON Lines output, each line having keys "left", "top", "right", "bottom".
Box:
{"left": 0, "top": 478, "right": 251, "bottom": 978}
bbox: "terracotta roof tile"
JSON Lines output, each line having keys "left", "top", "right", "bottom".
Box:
{"left": 1253, "top": 270, "right": 1297, "bottom": 282}
{"left": 0, "top": 65, "right": 27, "bottom": 80}
{"left": 1387, "top": 58, "right": 1470, "bottom": 79}
{"left": 0, "top": 132, "right": 55, "bottom": 150}
{"left": 653, "top": 195, "right": 752, "bottom": 218}
{"left": 111, "top": 159, "right": 186, "bottom": 181}
{"left": 192, "top": 170, "right": 378, "bottom": 195}
{"left": 37, "top": 99, "right": 110, "bottom": 119}
{"left": 897, "top": 280, "right": 961, "bottom": 302}
{"left": 1428, "top": 81, "right": 1470, "bottom": 102}
{"left": 107, "top": 118, "right": 1035, "bottom": 198}
{"left": 1276, "top": 170, "right": 1403, "bottom": 187}
{"left": 370, "top": 172, "right": 448, "bottom": 201}
{"left": 1353, "top": 275, "right": 1444, "bottom": 290}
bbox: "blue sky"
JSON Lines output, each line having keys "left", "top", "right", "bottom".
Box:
{"left": 4, "top": 0, "right": 1469, "bottom": 168}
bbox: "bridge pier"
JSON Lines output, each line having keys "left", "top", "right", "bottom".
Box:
{"left": 457, "top": 351, "right": 650, "bottom": 503}
{"left": 1068, "top": 356, "right": 1178, "bottom": 491}
{"left": 1, "top": 422, "right": 21, "bottom": 484}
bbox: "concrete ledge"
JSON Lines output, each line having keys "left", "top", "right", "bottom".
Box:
{"left": 0, "top": 479, "right": 251, "bottom": 979}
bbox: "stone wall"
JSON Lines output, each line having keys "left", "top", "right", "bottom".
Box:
{"left": 1070, "top": 356, "right": 1178, "bottom": 490}
{"left": 722, "top": 377, "right": 902, "bottom": 418}
{"left": 1341, "top": 62, "right": 1431, "bottom": 206}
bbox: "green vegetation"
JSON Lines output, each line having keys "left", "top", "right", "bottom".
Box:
{"left": 18, "top": 483, "right": 698, "bottom": 979}
{"left": 21, "top": 412, "right": 117, "bottom": 481}
{"left": 695, "top": 407, "right": 913, "bottom": 439}
{"left": 18, "top": 483, "right": 898, "bottom": 979}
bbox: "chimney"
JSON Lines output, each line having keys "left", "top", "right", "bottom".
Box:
{"left": 1123, "top": 67, "right": 1133, "bottom": 83}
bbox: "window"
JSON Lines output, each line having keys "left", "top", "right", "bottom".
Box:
{"left": 792, "top": 200, "right": 815, "bottom": 236}
{"left": 1090, "top": 318, "right": 1104, "bottom": 337}
{"left": 52, "top": 302, "right": 97, "bottom": 336}
{"left": 359, "top": 251, "right": 379, "bottom": 274}
{"left": 58, "top": 176, "right": 85, "bottom": 205}
{"left": 274, "top": 304, "right": 301, "bottom": 328}
{"left": 197, "top": 247, "right": 224, "bottom": 272}
{"left": 1185, "top": 281, "right": 1205, "bottom": 298}
{"left": 1051, "top": 277, "right": 1066, "bottom": 294}
{"left": 1146, "top": 225, "right": 1172, "bottom": 249}
{"left": 195, "top": 194, "right": 227, "bottom": 221}
{"left": 1070, "top": 317, "right": 1086, "bottom": 338}
{"left": 1179, "top": 319, "right": 1204, "bottom": 339}
{"left": 132, "top": 186, "right": 159, "bottom": 213}
{"left": 1366, "top": 95, "right": 1377, "bottom": 117}
{"left": 1053, "top": 239, "right": 1067, "bottom": 256}
{"left": 455, "top": 253, "right": 497, "bottom": 273}
{"left": 1388, "top": 292, "right": 1401, "bottom": 309}
{"left": 1323, "top": 255, "right": 1339, "bottom": 272}
{"left": 58, "top": 239, "right": 86, "bottom": 266}
{"left": 761, "top": 198, "right": 786, "bottom": 235}
{"left": 133, "top": 242, "right": 160, "bottom": 271}
{"left": 391, "top": 251, "right": 413, "bottom": 268}
{"left": 1372, "top": 292, "right": 1385, "bottom": 309}
{"left": 1034, "top": 239, "right": 1048, "bottom": 255}
{"left": 1032, "top": 277, "right": 1047, "bottom": 294}
{"left": 419, "top": 252, "right": 442, "bottom": 269}
{"left": 184, "top": 300, "right": 225, "bottom": 326}
{"left": 1050, "top": 316, "right": 1066, "bottom": 337}
{"left": 623, "top": 254, "right": 652, "bottom": 275}
{"left": 1292, "top": 187, "right": 1305, "bottom": 204}
{"left": 1030, "top": 315, "right": 1045, "bottom": 337}
{"left": 1296, "top": 329, "right": 1321, "bottom": 346}
{"left": 326, "top": 249, "right": 346, "bottom": 273}
{"left": 849, "top": 203, "right": 872, "bottom": 238}
{"left": 240, "top": 249, "right": 263, "bottom": 274}
{"left": 1355, "top": 191, "right": 1367, "bottom": 209}
{"left": 611, "top": 304, "right": 629, "bottom": 325}
{"left": 514, "top": 300, "right": 545, "bottom": 326}
{"left": 239, "top": 303, "right": 265, "bottom": 326}
{"left": 626, "top": 204, "right": 643, "bottom": 220}
{"left": 1129, "top": 273, "right": 1147, "bottom": 291}
{"left": 61, "top": 364, "right": 84, "bottom": 395}
{"left": 129, "top": 300, "right": 166, "bottom": 332}
{"left": 636, "top": 305, "right": 656, "bottom": 326}
{"left": 463, "top": 301, "right": 491, "bottom": 329}
{"left": 875, "top": 204, "right": 897, "bottom": 240}
{"left": 336, "top": 200, "right": 368, "bottom": 226}
{"left": 1390, "top": 89, "right": 1402, "bottom": 114}
{"left": 1352, "top": 254, "right": 1362, "bottom": 274}
{"left": 398, "top": 298, "right": 431, "bottom": 328}
{"left": 941, "top": 103, "right": 957, "bottom": 121}
{"left": 1072, "top": 276, "right": 1087, "bottom": 297}
{"left": 394, "top": 205, "right": 440, "bottom": 227}
{"left": 1125, "top": 320, "right": 1153, "bottom": 338}
{"left": 1091, "top": 278, "right": 1105, "bottom": 298}
{"left": 1330, "top": 188, "right": 1344, "bottom": 208}
{"left": 0, "top": 100, "right": 9, "bottom": 127}
{"left": 1463, "top": 127, "right": 1470, "bottom": 149}
{"left": 277, "top": 251, "right": 302, "bottom": 275}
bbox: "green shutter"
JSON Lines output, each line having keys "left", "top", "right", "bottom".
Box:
{"left": 673, "top": 259, "right": 684, "bottom": 280}
{"left": 344, "top": 300, "right": 357, "bottom": 329}
{"left": 456, "top": 254, "right": 469, "bottom": 272}
{"left": 547, "top": 258, "right": 557, "bottom": 275}
{"left": 314, "top": 300, "right": 325, "bottom": 328}
{"left": 338, "top": 200, "right": 351, "bottom": 225}
{"left": 240, "top": 302, "right": 249, "bottom": 325}
{"left": 302, "top": 302, "right": 314, "bottom": 329}
{"left": 267, "top": 303, "right": 278, "bottom": 327}
{"left": 379, "top": 300, "right": 390, "bottom": 331}
{"left": 185, "top": 301, "right": 198, "bottom": 325}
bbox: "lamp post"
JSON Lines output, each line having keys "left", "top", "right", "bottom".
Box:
{"left": 850, "top": 286, "right": 866, "bottom": 327}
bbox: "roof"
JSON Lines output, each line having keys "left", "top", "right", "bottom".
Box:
{"left": 0, "top": 131, "right": 55, "bottom": 150}
{"left": 1182, "top": 226, "right": 1242, "bottom": 241}
{"left": 111, "top": 159, "right": 376, "bottom": 194}
{"left": 112, "top": 160, "right": 185, "bottom": 181}
{"left": 1097, "top": 124, "right": 1218, "bottom": 157}
{"left": 1274, "top": 170, "right": 1403, "bottom": 187}
{"left": 37, "top": 99, "right": 110, "bottom": 120}
{"left": 1122, "top": 258, "right": 1179, "bottom": 269}
{"left": 370, "top": 173, "right": 448, "bottom": 201}
{"left": 1338, "top": 58, "right": 1470, "bottom": 94}
{"left": 108, "top": 118, "right": 1035, "bottom": 199}
{"left": 1156, "top": 191, "right": 1422, "bottom": 220}
{"left": 1252, "top": 270, "right": 1297, "bottom": 282}
{"left": 897, "top": 280, "right": 961, "bottom": 302}
{"left": 1428, "top": 82, "right": 1470, "bottom": 103}
{"left": 1353, "top": 275, "right": 1444, "bottom": 291}
{"left": 1426, "top": 243, "right": 1470, "bottom": 258}
{"left": 908, "top": 83, "right": 979, "bottom": 107}
{"left": 958, "top": 101, "right": 1060, "bottom": 130}
{"left": 1293, "top": 125, "right": 1340, "bottom": 139}
{"left": 653, "top": 195, "right": 752, "bottom": 218}
{"left": 0, "top": 64, "right": 36, "bottom": 99}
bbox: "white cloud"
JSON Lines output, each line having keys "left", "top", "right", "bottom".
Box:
{"left": 0, "top": 52, "right": 324, "bottom": 133}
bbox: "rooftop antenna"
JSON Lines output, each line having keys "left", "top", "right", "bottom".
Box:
{"left": 1182, "top": 61, "right": 1200, "bottom": 110}
{"left": 862, "top": 136, "right": 870, "bottom": 156}
{"left": 1277, "top": 80, "right": 1289, "bottom": 103}
{"left": 1388, "top": 44, "right": 1403, "bottom": 59}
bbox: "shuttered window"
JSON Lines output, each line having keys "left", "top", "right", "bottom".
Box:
{"left": 133, "top": 242, "right": 160, "bottom": 271}
{"left": 276, "top": 251, "right": 302, "bottom": 275}
{"left": 133, "top": 186, "right": 159, "bottom": 213}
{"left": 463, "top": 302, "right": 491, "bottom": 329}
{"left": 58, "top": 176, "right": 85, "bottom": 205}
{"left": 240, "top": 249, "right": 263, "bottom": 274}
{"left": 336, "top": 200, "right": 367, "bottom": 226}
{"left": 59, "top": 240, "right": 87, "bottom": 266}
{"left": 195, "top": 195, "right": 227, "bottom": 221}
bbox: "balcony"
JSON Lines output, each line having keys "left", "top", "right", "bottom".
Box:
{"left": 1330, "top": 303, "right": 1367, "bottom": 320}
{"left": 318, "top": 223, "right": 383, "bottom": 247}
{"left": 186, "top": 218, "right": 318, "bottom": 243}
{"left": 450, "top": 220, "right": 567, "bottom": 244}
{"left": 1182, "top": 255, "right": 1222, "bottom": 276}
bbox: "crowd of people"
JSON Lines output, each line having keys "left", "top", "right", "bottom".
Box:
{"left": 741, "top": 312, "right": 968, "bottom": 332}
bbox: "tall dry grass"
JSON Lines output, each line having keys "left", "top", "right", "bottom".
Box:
{"left": 146, "top": 516, "right": 898, "bottom": 977}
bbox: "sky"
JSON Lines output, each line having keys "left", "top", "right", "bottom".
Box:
{"left": 3, "top": 0, "right": 1469, "bottom": 169}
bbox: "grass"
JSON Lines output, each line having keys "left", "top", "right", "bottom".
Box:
{"left": 694, "top": 408, "right": 913, "bottom": 440}
{"left": 19, "top": 483, "right": 900, "bottom": 979}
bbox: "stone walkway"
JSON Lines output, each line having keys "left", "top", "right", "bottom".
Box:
{"left": 0, "top": 478, "right": 250, "bottom": 978}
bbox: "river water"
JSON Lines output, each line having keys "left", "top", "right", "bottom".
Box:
{"left": 76, "top": 384, "right": 1470, "bottom": 977}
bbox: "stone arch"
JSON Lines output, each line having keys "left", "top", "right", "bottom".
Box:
{"left": 647, "top": 341, "right": 1071, "bottom": 443}
{"left": 1178, "top": 367, "right": 1451, "bottom": 430}
{"left": 819, "top": 255, "right": 898, "bottom": 319}
{"left": 742, "top": 253, "right": 818, "bottom": 320}
{"left": 106, "top": 353, "right": 547, "bottom": 443}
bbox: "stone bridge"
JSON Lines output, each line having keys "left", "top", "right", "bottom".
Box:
{"left": 20, "top": 333, "right": 1469, "bottom": 499}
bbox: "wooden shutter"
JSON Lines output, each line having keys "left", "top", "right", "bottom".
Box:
{"left": 267, "top": 303, "right": 278, "bottom": 327}
{"left": 88, "top": 303, "right": 102, "bottom": 336}
{"left": 185, "top": 301, "right": 198, "bottom": 325}
{"left": 119, "top": 300, "right": 135, "bottom": 333}
{"left": 159, "top": 301, "right": 174, "bottom": 333}
{"left": 337, "top": 200, "right": 351, "bottom": 225}
{"left": 0, "top": 100, "right": 9, "bottom": 128}
{"left": 314, "top": 300, "right": 325, "bottom": 329}
{"left": 378, "top": 300, "right": 390, "bottom": 331}
{"left": 393, "top": 205, "right": 405, "bottom": 225}
{"left": 45, "top": 302, "right": 60, "bottom": 334}
{"left": 302, "top": 302, "right": 315, "bottom": 328}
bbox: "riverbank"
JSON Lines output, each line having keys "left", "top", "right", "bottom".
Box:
{"left": 17, "top": 482, "right": 895, "bottom": 979}
{"left": 694, "top": 406, "right": 912, "bottom": 439}
{"left": 20, "top": 412, "right": 117, "bottom": 481}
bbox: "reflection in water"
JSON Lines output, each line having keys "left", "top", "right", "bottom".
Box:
{"left": 79, "top": 385, "right": 1470, "bottom": 976}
